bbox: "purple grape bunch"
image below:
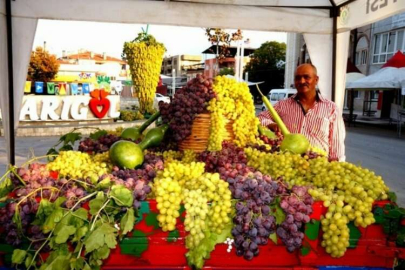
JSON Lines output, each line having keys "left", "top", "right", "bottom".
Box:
{"left": 229, "top": 172, "right": 278, "bottom": 260}
{"left": 159, "top": 74, "right": 216, "bottom": 142}
{"left": 276, "top": 185, "right": 313, "bottom": 252}
{"left": 78, "top": 134, "right": 120, "bottom": 154}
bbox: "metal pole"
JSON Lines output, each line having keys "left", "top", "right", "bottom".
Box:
{"left": 6, "top": 0, "right": 15, "bottom": 165}
{"left": 331, "top": 7, "right": 338, "bottom": 102}
{"left": 172, "top": 69, "right": 176, "bottom": 96}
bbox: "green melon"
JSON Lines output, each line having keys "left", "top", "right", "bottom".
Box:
{"left": 109, "top": 140, "right": 144, "bottom": 169}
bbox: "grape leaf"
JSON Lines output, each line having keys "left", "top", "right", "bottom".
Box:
{"left": 46, "top": 147, "right": 59, "bottom": 161}
{"left": 59, "top": 144, "right": 73, "bottom": 152}
{"left": 72, "top": 225, "right": 89, "bottom": 242}
{"left": 388, "top": 191, "right": 397, "bottom": 203}
{"left": 95, "top": 245, "right": 111, "bottom": 260}
{"left": 34, "top": 199, "right": 54, "bottom": 224}
{"left": 270, "top": 200, "right": 286, "bottom": 225}
{"left": 84, "top": 223, "right": 117, "bottom": 254}
{"left": 90, "top": 130, "right": 108, "bottom": 140}
{"left": 12, "top": 208, "right": 23, "bottom": 234}
{"left": 89, "top": 192, "right": 105, "bottom": 215}
{"left": 25, "top": 253, "right": 33, "bottom": 268}
{"left": 0, "top": 177, "right": 12, "bottom": 199}
{"left": 61, "top": 132, "right": 82, "bottom": 145}
{"left": 55, "top": 225, "right": 76, "bottom": 244}
{"left": 43, "top": 208, "right": 64, "bottom": 233}
{"left": 269, "top": 233, "right": 278, "bottom": 244}
{"left": 11, "top": 249, "right": 26, "bottom": 264}
{"left": 110, "top": 185, "right": 133, "bottom": 207}
{"left": 70, "top": 257, "right": 91, "bottom": 270}
{"left": 121, "top": 208, "right": 135, "bottom": 237}
{"left": 42, "top": 255, "right": 71, "bottom": 270}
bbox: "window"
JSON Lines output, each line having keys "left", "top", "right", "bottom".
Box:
{"left": 353, "top": 90, "right": 359, "bottom": 99}
{"left": 373, "top": 29, "right": 405, "bottom": 64}
{"left": 361, "top": 50, "right": 368, "bottom": 65}
{"left": 271, "top": 93, "right": 278, "bottom": 101}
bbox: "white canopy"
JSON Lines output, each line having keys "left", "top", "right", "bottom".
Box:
{"left": 1, "top": 0, "right": 405, "bottom": 165}
{"left": 345, "top": 72, "right": 366, "bottom": 87}
{"left": 347, "top": 67, "right": 405, "bottom": 89}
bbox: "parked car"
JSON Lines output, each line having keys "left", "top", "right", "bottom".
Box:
{"left": 261, "top": 89, "right": 297, "bottom": 111}
{"left": 155, "top": 93, "right": 170, "bottom": 104}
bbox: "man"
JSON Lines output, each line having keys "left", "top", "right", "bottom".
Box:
{"left": 258, "top": 63, "right": 346, "bottom": 161}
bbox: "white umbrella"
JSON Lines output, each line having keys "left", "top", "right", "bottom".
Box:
{"left": 346, "top": 67, "right": 405, "bottom": 89}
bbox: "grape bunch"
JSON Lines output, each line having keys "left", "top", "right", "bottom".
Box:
{"left": 208, "top": 76, "right": 259, "bottom": 150}
{"left": 276, "top": 186, "right": 313, "bottom": 252}
{"left": 78, "top": 134, "right": 120, "bottom": 154}
{"left": 159, "top": 74, "right": 216, "bottom": 142}
{"left": 229, "top": 172, "right": 278, "bottom": 260}
{"left": 197, "top": 141, "right": 252, "bottom": 179}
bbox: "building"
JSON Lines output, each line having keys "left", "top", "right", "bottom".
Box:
{"left": 202, "top": 45, "right": 256, "bottom": 79}
{"left": 161, "top": 55, "right": 202, "bottom": 76}
{"left": 55, "top": 50, "right": 129, "bottom": 91}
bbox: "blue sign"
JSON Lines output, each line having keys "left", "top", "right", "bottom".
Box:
{"left": 70, "top": 83, "right": 79, "bottom": 95}
{"left": 82, "top": 83, "right": 90, "bottom": 94}
{"left": 35, "top": 82, "right": 44, "bottom": 94}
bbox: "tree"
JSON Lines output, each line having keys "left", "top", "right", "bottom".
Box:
{"left": 27, "top": 46, "right": 60, "bottom": 82}
{"left": 218, "top": 67, "right": 235, "bottom": 76}
{"left": 244, "top": 41, "right": 286, "bottom": 98}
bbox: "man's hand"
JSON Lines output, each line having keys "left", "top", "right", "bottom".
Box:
{"left": 267, "top": 123, "right": 280, "bottom": 133}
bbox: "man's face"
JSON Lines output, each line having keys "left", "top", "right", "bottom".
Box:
{"left": 294, "top": 65, "right": 319, "bottom": 95}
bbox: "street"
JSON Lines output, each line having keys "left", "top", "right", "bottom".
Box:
{"left": 1, "top": 124, "right": 405, "bottom": 205}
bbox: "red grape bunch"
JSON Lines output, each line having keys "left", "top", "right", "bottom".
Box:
{"left": 159, "top": 74, "right": 216, "bottom": 142}
{"left": 276, "top": 185, "right": 313, "bottom": 252}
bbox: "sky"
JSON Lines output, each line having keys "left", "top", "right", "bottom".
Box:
{"left": 33, "top": 20, "right": 287, "bottom": 59}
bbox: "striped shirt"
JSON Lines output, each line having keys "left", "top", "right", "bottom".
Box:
{"left": 258, "top": 92, "right": 346, "bottom": 161}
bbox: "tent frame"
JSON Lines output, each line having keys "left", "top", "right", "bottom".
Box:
{"left": 5, "top": 0, "right": 404, "bottom": 165}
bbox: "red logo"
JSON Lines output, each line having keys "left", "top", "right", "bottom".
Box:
{"left": 89, "top": 89, "right": 110, "bottom": 118}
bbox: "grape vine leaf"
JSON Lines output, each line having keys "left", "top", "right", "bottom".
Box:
{"left": 59, "top": 144, "right": 74, "bottom": 152}
{"left": 61, "top": 132, "right": 82, "bottom": 145}
{"left": 12, "top": 208, "right": 23, "bottom": 234}
{"left": 54, "top": 225, "right": 76, "bottom": 244}
{"left": 84, "top": 223, "right": 117, "bottom": 254}
{"left": 43, "top": 208, "right": 64, "bottom": 233}
{"left": 90, "top": 130, "right": 108, "bottom": 140}
{"left": 34, "top": 199, "right": 54, "bottom": 225}
{"left": 40, "top": 255, "right": 71, "bottom": 270}
{"left": 270, "top": 199, "right": 286, "bottom": 225}
{"left": 0, "top": 177, "right": 12, "bottom": 199}
{"left": 89, "top": 192, "right": 105, "bottom": 215}
{"left": 72, "top": 225, "right": 89, "bottom": 242}
{"left": 110, "top": 185, "right": 133, "bottom": 207}
{"left": 25, "top": 253, "right": 33, "bottom": 269}
{"left": 120, "top": 208, "right": 135, "bottom": 237}
{"left": 95, "top": 245, "right": 111, "bottom": 260}
{"left": 70, "top": 257, "right": 91, "bottom": 270}
{"left": 269, "top": 233, "right": 278, "bottom": 244}
{"left": 11, "top": 249, "right": 27, "bottom": 264}
{"left": 388, "top": 191, "right": 397, "bottom": 203}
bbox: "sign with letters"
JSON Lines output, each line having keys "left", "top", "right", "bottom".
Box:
{"left": 19, "top": 94, "right": 120, "bottom": 121}
{"left": 338, "top": 0, "right": 404, "bottom": 31}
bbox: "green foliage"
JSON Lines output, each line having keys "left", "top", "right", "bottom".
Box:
{"left": 119, "top": 110, "right": 145, "bottom": 122}
{"left": 27, "top": 46, "right": 60, "bottom": 83}
{"left": 11, "top": 186, "right": 136, "bottom": 270}
{"left": 218, "top": 67, "right": 235, "bottom": 76}
{"left": 244, "top": 41, "right": 286, "bottom": 97}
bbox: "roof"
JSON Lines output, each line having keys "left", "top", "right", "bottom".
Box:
{"left": 202, "top": 45, "right": 256, "bottom": 57}
{"left": 382, "top": 51, "right": 405, "bottom": 69}
{"left": 58, "top": 51, "right": 126, "bottom": 64}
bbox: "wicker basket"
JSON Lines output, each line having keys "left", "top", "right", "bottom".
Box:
{"left": 178, "top": 113, "right": 234, "bottom": 152}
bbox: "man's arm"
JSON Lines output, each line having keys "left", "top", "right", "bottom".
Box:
{"left": 328, "top": 106, "right": 346, "bottom": 162}
{"left": 258, "top": 103, "right": 281, "bottom": 131}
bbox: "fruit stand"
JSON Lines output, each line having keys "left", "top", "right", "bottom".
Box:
{"left": 1, "top": 36, "right": 405, "bottom": 269}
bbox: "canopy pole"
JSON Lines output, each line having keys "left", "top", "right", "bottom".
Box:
{"left": 6, "top": 0, "right": 15, "bottom": 165}
{"left": 330, "top": 2, "right": 338, "bottom": 102}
